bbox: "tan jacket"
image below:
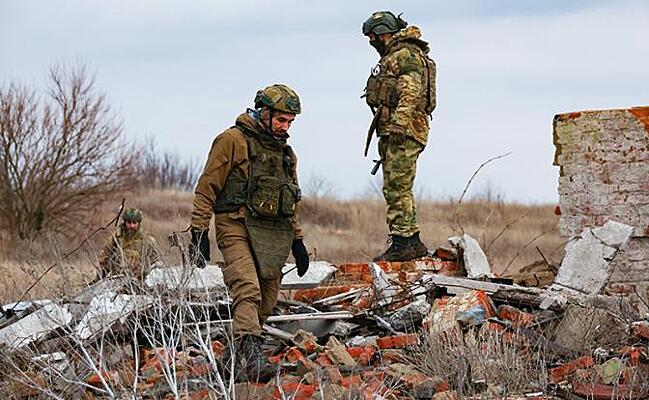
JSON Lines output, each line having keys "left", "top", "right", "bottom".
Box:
{"left": 190, "top": 111, "right": 303, "bottom": 238}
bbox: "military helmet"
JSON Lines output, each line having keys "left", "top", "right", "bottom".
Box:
{"left": 362, "top": 11, "right": 407, "bottom": 36}
{"left": 254, "top": 84, "right": 301, "bottom": 114}
{"left": 122, "top": 207, "right": 143, "bottom": 223}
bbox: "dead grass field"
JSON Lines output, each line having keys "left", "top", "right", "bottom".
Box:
{"left": 0, "top": 189, "right": 564, "bottom": 304}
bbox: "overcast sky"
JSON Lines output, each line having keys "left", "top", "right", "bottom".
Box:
{"left": 1, "top": 1, "right": 647, "bottom": 203}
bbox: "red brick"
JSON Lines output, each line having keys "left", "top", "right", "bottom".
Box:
{"left": 316, "top": 353, "right": 333, "bottom": 367}
{"left": 497, "top": 305, "right": 535, "bottom": 328}
{"left": 211, "top": 340, "right": 224, "bottom": 358}
{"left": 340, "top": 374, "right": 363, "bottom": 388}
{"left": 189, "top": 364, "right": 210, "bottom": 377}
{"left": 294, "top": 284, "right": 368, "bottom": 302}
{"left": 632, "top": 322, "right": 649, "bottom": 340}
{"left": 619, "top": 346, "right": 643, "bottom": 367}
{"left": 346, "top": 345, "right": 377, "bottom": 366}
{"left": 284, "top": 347, "right": 305, "bottom": 362}
{"left": 188, "top": 389, "right": 211, "bottom": 400}
{"left": 86, "top": 370, "right": 118, "bottom": 387}
{"left": 549, "top": 356, "right": 595, "bottom": 383}
{"left": 275, "top": 382, "right": 316, "bottom": 400}
{"left": 376, "top": 333, "right": 420, "bottom": 349}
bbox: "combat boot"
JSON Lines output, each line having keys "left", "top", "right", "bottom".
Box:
{"left": 407, "top": 231, "right": 429, "bottom": 259}
{"left": 218, "top": 341, "right": 245, "bottom": 383}
{"left": 373, "top": 232, "right": 428, "bottom": 262}
{"left": 238, "top": 334, "right": 275, "bottom": 383}
{"left": 373, "top": 234, "right": 411, "bottom": 262}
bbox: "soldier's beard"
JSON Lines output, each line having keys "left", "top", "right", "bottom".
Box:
{"left": 370, "top": 39, "right": 387, "bottom": 56}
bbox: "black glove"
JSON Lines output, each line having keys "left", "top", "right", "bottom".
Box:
{"left": 291, "top": 239, "right": 309, "bottom": 277}
{"left": 189, "top": 229, "right": 210, "bottom": 268}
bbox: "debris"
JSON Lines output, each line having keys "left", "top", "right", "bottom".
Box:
{"left": 0, "top": 301, "right": 72, "bottom": 348}
{"left": 424, "top": 290, "right": 495, "bottom": 336}
{"left": 145, "top": 264, "right": 226, "bottom": 291}
{"left": 4, "top": 249, "right": 649, "bottom": 399}
{"left": 449, "top": 234, "right": 493, "bottom": 279}
{"left": 281, "top": 261, "right": 337, "bottom": 289}
{"left": 550, "top": 221, "right": 634, "bottom": 295}
{"left": 369, "top": 262, "right": 397, "bottom": 306}
{"left": 75, "top": 290, "right": 153, "bottom": 340}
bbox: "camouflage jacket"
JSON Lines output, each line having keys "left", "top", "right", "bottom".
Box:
{"left": 98, "top": 226, "right": 161, "bottom": 280}
{"left": 365, "top": 26, "right": 434, "bottom": 146}
{"left": 190, "top": 111, "right": 303, "bottom": 238}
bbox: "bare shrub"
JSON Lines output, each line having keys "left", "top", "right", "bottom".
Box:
{"left": 0, "top": 63, "right": 135, "bottom": 240}
{"left": 302, "top": 172, "right": 336, "bottom": 199}
{"left": 136, "top": 136, "right": 200, "bottom": 191}
{"left": 411, "top": 328, "right": 548, "bottom": 398}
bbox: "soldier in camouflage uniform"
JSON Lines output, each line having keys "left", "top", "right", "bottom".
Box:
{"left": 98, "top": 208, "right": 161, "bottom": 281}
{"left": 188, "top": 84, "right": 309, "bottom": 383}
{"left": 362, "top": 11, "right": 437, "bottom": 261}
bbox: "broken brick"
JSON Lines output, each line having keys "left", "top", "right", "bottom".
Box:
{"left": 619, "top": 346, "right": 643, "bottom": 367}
{"left": 340, "top": 374, "right": 363, "bottom": 388}
{"left": 316, "top": 353, "right": 333, "bottom": 367}
{"left": 376, "top": 333, "right": 420, "bottom": 349}
{"left": 497, "top": 304, "right": 535, "bottom": 328}
{"left": 211, "top": 340, "right": 224, "bottom": 358}
{"left": 294, "top": 284, "right": 368, "bottom": 302}
{"left": 632, "top": 321, "right": 649, "bottom": 340}
{"left": 549, "top": 356, "right": 595, "bottom": 383}
{"left": 346, "top": 345, "right": 377, "bottom": 366}
{"left": 325, "top": 336, "right": 357, "bottom": 367}
{"left": 275, "top": 382, "right": 316, "bottom": 400}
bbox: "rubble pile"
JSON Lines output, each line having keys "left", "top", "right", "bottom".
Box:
{"left": 2, "top": 232, "right": 649, "bottom": 399}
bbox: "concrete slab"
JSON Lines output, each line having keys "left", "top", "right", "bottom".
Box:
{"left": 551, "top": 220, "right": 634, "bottom": 295}
{"left": 0, "top": 302, "right": 72, "bottom": 348}
{"left": 369, "top": 262, "right": 397, "bottom": 306}
{"left": 75, "top": 291, "right": 153, "bottom": 341}
{"left": 281, "top": 261, "right": 336, "bottom": 289}
{"left": 449, "top": 234, "right": 493, "bottom": 279}
{"left": 145, "top": 264, "right": 225, "bottom": 291}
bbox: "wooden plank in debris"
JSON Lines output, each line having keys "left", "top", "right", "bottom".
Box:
{"left": 423, "top": 274, "right": 633, "bottom": 313}
{"left": 312, "top": 288, "right": 367, "bottom": 307}
{"left": 184, "top": 311, "right": 355, "bottom": 327}
{"left": 262, "top": 324, "right": 295, "bottom": 341}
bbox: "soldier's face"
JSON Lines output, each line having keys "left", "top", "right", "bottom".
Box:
{"left": 125, "top": 221, "right": 140, "bottom": 232}
{"left": 271, "top": 112, "right": 295, "bottom": 134}
{"left": 262, "top": 110, "right": 296, "bottom": 136}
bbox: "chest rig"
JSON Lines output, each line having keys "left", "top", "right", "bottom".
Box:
{"left": 213, "top": 127, "right": 301, "bottom": 279}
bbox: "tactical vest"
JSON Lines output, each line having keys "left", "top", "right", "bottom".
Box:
{"left": 213, "top": 128, "right": 301, "bottom": 221}
{"left": 364, "top": 42, "right": 436, "bottom": 115}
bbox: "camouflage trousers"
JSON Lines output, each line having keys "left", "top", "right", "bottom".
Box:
{"left": 378, "top": 134, "right": 425, "bottom": 237}
{"left": 213, "top": 210, "right": 280, "bottom": 339}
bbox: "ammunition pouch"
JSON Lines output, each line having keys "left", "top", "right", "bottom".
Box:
{"left": 365, "top": 72, "right": 398, "bottom": 109}
{"left": 248, "top": 177, "right": 300, "bottom": 219}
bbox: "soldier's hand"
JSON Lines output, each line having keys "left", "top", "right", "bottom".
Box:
{"left": 189, "top": 228, "right": 210, "bottom": 268}
{"left": 291, "top": 239, "right": 309, "bottom": 277}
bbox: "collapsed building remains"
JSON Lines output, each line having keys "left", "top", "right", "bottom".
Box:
{"left": 553, "top": 106, "right": 649, "bottom": 312}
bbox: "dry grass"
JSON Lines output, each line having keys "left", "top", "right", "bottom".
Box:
{"left": 0, "top": 190, "right": 563, "bottom": 304}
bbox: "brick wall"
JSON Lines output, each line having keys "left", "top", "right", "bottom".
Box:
{"left": 553, "top": 106, "right": 649, "bottom": 311}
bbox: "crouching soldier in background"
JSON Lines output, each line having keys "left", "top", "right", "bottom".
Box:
{"left": 188, "top": 84, "right": 310, "bottom": 383}
{"left": 98, "top": 207, "right": 161, "bottom": 281}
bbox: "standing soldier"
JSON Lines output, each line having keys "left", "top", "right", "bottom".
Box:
{"left": 98, "top": 207, "right": 161, "bottom": 281}
{"left": 188, "top": 84, "right": 310, "bottom": 382}
{"left": 362, "top": 11, "right": 437, "bottom": 261}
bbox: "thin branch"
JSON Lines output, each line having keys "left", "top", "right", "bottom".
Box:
{"left": 453, "top": 152, "right": 511, "bottom": 234}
